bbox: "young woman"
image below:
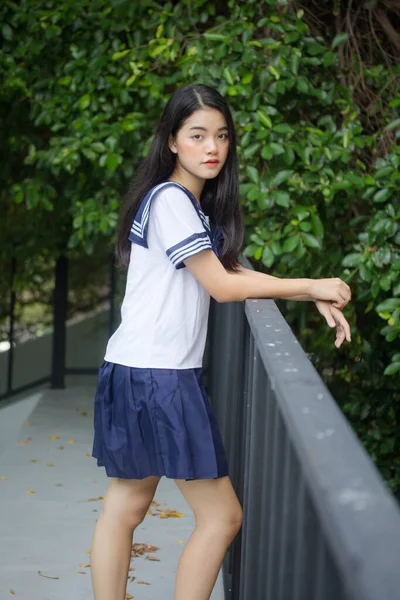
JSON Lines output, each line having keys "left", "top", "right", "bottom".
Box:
{"left": 90, "top": 84, "right": 351, "bottom": 600}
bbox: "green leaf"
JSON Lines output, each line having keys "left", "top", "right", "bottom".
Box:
{"left": 359, "top": 264, "right": 371, "bottom": 282}
{"left": 112, "top": 50, "right": 130, "bottom": 60}
{"left": 385, "top": 119, "right": 400, "bottom": 131}
{"left": 384, "top": 362, "right": 400, "bottom": 376}
{"left": 283, "top": 147, "right": 295, "bottom": 166}
{"left": 272, "top": 123, "right": 294, "bottom": 134}
{"left": 242, "top": 73, "right": 253, "bottom": 85}
{"left": 257, "top": 109, "right": 272, "bottom": 129}
{"left": 311, "top": 213, "right": 324, "bottom": 237}
{"left": 307, "top": 43, "right": 326, "bottom": 56}
{"left": 223, "top": 67, "right": 235, "bottom": 85}
{"left": 373, "top": 188, "right": 392, "bottom": 203}
{"left": 274, "top": 191, "right": 290, "bottom": 208}
{"left": 283, "top": 235, "right": 300, "bottom": 253}
{"left": 243, "top": 143, "right": 261, "bottom": 159}
{"left": 296, "top": 77, "right": 309, "bottom": 93}
{"left": 2, "top": 24, "right": 13, "bottom": 41}
{"left": 105, "top": 154, "right": 120, "bottom": 171}
{"left": 290, "top": 52, "right": 301, "bottom": 75}
{"left": 79, "top": 94, "right": 91, "bottom": 110}
{"left": 301, "top": 232, "right": 321, "bottom": 249}
{"left": 269, "top": 170, "right": 293, "bottom": 188}
{"left": 331, "top": 32, "right": 348, "bottom": 49}
{"left": 268, "top": 65, "right": 280, "bottom": 80}
{"left": 269, "top": 143, "right": 284, "bottom": 155}
{"left": 342, "top": 253, "right": 362, "bottom": 267}
{"left": 254, "top": 246, "right": 262, "bottom": 260}
{"left": 246, "top": 166, "right": 259, "bottom": 184}
{"left": 376, "top": 298, "right": 400, "bottom": 312}
{"left": 262, "top": 246, "right": 274, "bottom": 268}
{"left": 203, "top": 32, "right": 230, "bottom": 42}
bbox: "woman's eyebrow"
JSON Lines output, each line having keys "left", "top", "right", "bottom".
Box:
{"left": 188, "top": 126, "right": 228, "bottom": 131}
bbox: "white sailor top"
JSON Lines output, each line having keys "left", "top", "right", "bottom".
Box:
{"left": 104, "top": 180, "right": 223, "bottom": 370}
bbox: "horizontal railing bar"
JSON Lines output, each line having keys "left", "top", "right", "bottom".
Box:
{"left": 244, "top": 298, "right": 400, "bottom": 600}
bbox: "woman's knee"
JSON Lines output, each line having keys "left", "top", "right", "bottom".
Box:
{"left": 175, "top": 476, "right": 243, "bottom": 534}
{"left": 101, "top": 476, "right": 160, "bottom": 529}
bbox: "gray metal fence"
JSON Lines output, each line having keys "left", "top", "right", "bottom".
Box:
{"left": 206, "top": 293, "right": 400, "bottom": 600}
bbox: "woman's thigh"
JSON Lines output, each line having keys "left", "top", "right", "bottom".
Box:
{"left": 101, "top": 475, "right": 161, "bottom": 526}
{"left": 174, "top": 476, "right": 243, "bottom": 529}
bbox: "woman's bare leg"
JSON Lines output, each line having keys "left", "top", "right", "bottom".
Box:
{"left": 90, "top": 475, "right": 161, "bottom": 600}
{"left": 173, "top": 476, "right": 243, "bottom": 600}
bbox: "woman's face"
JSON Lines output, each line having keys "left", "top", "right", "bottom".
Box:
{"left": 168, "top": 107, "right": 230, "bottom": 181}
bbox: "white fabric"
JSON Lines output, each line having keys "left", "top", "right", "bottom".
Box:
{"left": 104, "top": 182, "right": 213, "bottom": 369}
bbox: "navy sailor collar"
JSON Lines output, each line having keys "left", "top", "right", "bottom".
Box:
{"left": 129, "top": 180, "right": 212, "bottom": 248}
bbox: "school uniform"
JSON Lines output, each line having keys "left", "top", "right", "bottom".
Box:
{"left": 91, "top": 180, "right": 229, "bottom": 480}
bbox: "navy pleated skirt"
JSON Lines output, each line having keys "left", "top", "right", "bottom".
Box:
{"left": 91, "top": 360, "right": 229, "bottom": 481}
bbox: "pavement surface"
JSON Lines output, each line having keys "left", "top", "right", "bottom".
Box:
{"left": 0, "top": 376, "right": 224, "bottom": 600}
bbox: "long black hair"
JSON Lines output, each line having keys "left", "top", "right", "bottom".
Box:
{"left": 116, "top": 83, "right": 245, "bottom": 272}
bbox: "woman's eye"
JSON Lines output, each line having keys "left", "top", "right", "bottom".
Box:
{"left": 192, "top": 134, "right": 229, "bottom": 140}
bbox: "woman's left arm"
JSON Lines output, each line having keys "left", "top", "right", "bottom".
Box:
{"left": 236, "top": 265, "right": 313, "bottom": 301}
{"left": 236, "top": 265, "right": 351, "bottom": 347}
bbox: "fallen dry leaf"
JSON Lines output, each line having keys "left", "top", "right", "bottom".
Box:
{"left": 31, "top": 459, "right": 40, "bottom": 463}
{"left": 79, "top": 563, "right": 90, "bottom": 568}
{"left": 26, "top": 489, "right": 36, "bottom": 494}
{"left": 137, "top": 580, "right": 150, "bottom": 585}
{"left": 47, "top": 435, "right": 60, "bottom": 440}
{"left": 83, "top": 453, "right": 90, "bottom": 457}
{"left": 86, "top": 550, "right": 91, "bottom": 555}
{"left": 157, "top": 509, "right": 184, "bottom": 519}
{"left": 88, "top": 496, "right": 104, "bottom": 502}
{"left": 146, "top": 509, "right": 153, "bottom": 515}
{"left": 38, "top": 570, "right": 59, "bottom": 580}
{"left": 151, "top": 500, "right": 160, "bottom": 506}
{"left": 10, "top": 590, "right": 15, "bottom": 595}
{"left": 68, "top": 438, "right": 76, "bottom": 444}
{"left": 19, "top": 438, "right": 32, "bottom": 445}
{"left": 1, "top": 476, "right": 7, "bottom": 481}
{"left": 77, "top": 571, "right": 86, "bottom": 575}
{"left": 128, "top": 567, "right": 136, "bottom": 572}
{"left": 57, "top": 446, "right": 64, "bottom": 449}
{"left": 131, "top": 543, "right": 159, "bottom": 557}
{"left": 145, "top": 556, "right": 160, "bottom": 562}
{"left": 56, "top": 483, "right": 63, "bottom": 487}
{"left": 92, "top": 479, "right": 97, "bottom": 483}
{"left": 24, "top": 419, "right": 32, "bottom": 425}
{"left": 175, "top": 540, "right": 185, "bottom": 544}
{"left": 47, "top": 463, "right": 54, "bottom": 467}
{"left": 126, "top": 594, "right": 134, "bottom": 599}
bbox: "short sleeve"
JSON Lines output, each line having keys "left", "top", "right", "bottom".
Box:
{"left": 152, "top": 186, "right": 212, "bottom": 269}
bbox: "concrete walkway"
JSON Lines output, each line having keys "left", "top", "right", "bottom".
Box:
{"left": 0, "top": 377, "right": 224, "bottom": 600}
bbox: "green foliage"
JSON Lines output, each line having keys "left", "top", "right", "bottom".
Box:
{"left": 1, "top": 0, "right": 399, "bottom": 492}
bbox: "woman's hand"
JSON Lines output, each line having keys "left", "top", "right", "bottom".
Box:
{"left": 309, "top": 278, "right": 352, "bottom": 310}
{"left": 314, "top": 300, "right": 352, "bottom": 348}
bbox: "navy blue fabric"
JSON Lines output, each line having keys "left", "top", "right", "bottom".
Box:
{"left": 128, "top": 181, "right": 212, "bottom": 249}
{"left": 92, "top": 361, "right": 229, "bottom": 481}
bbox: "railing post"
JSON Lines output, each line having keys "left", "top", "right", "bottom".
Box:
{"left": 51, "top": 255, "right": 68, "bottom": 389}
{"left": 7, "top": 255, "right": 16, "bottom": 395}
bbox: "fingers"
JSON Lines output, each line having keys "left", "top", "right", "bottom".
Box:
{"left": 332, "top": 310, "right": 352, "bottom": 348}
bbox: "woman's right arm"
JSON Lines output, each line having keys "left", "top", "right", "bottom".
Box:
{"left": 184, "top": 249, "right": 351, "bottom": 309}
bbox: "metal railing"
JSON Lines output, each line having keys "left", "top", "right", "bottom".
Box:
{"left": 206, "top": 291, "right": 400, "bottom": 600}
{"left": 1, "top": 252, "right": 117, "bottom": 403}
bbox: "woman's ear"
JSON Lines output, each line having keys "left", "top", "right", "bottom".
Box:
{"left": 168, "top": 134, "right": 177, "bottom": 154}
